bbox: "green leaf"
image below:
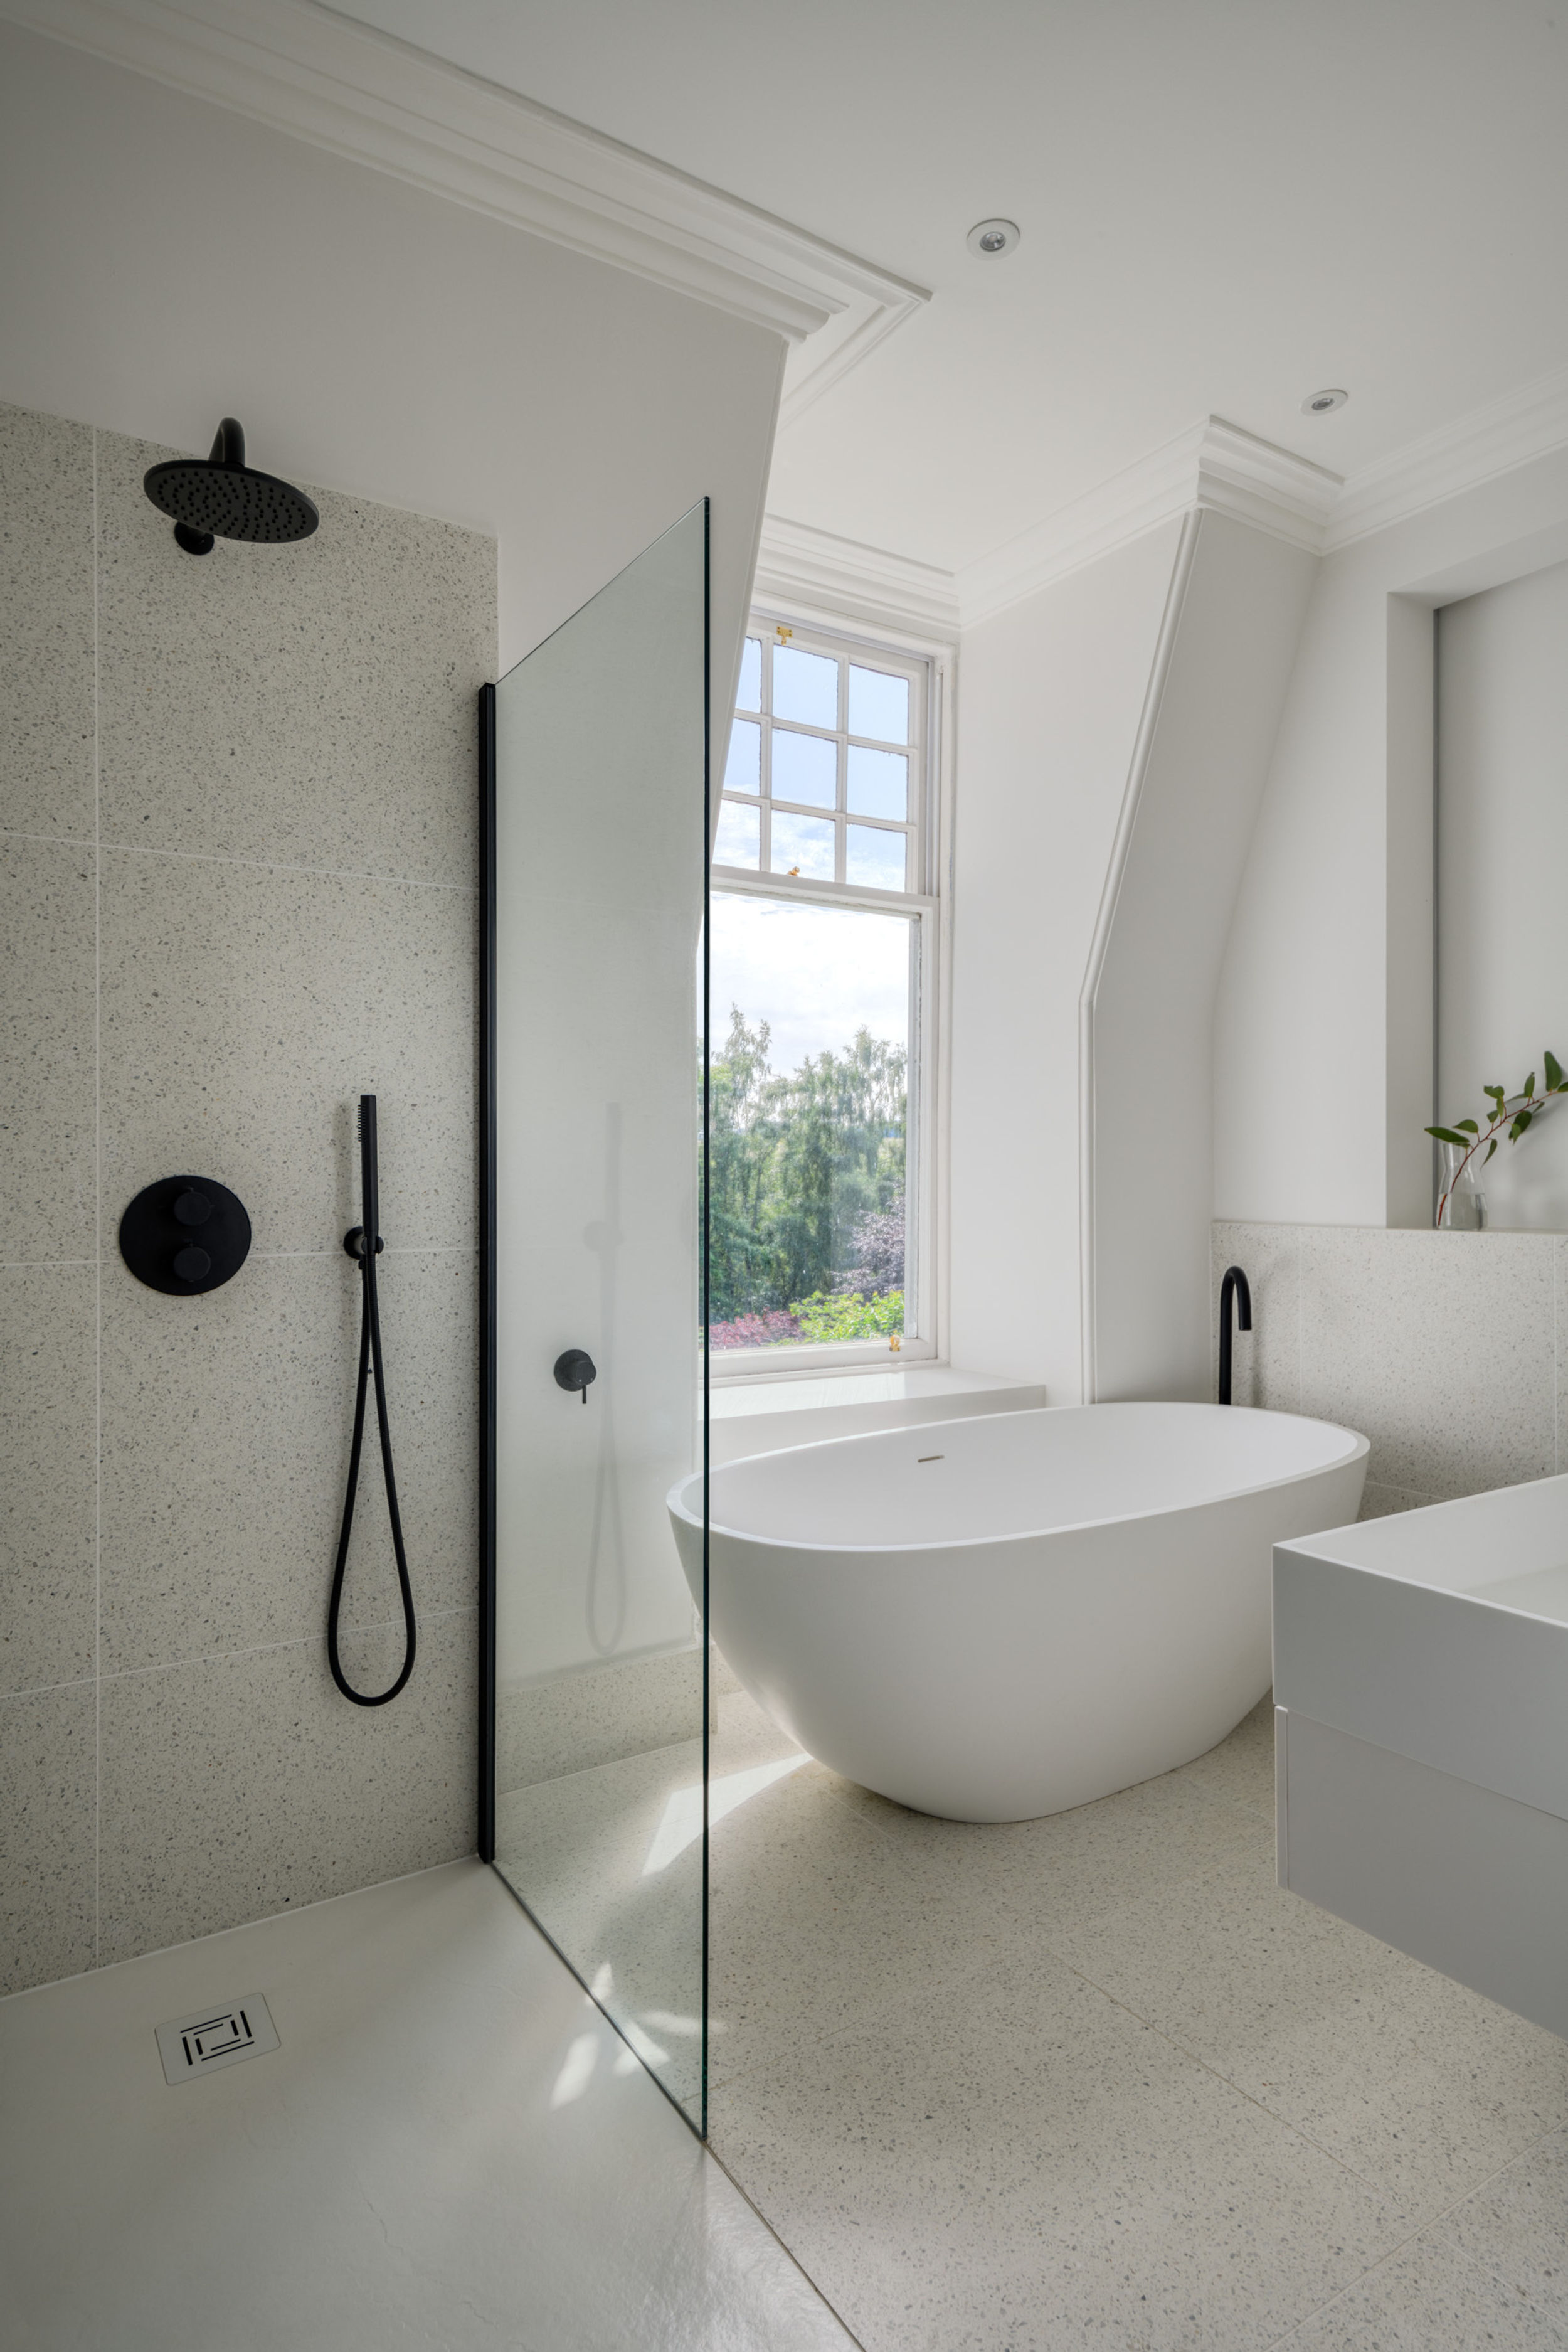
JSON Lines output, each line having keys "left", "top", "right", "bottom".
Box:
{"left": 1456, "top": 1119, "right": 1480, "bottom": 1134}
{"left": 1426, "top": 1127, "right": 1471, "bottom": 1146}
{"left": 1510, "top": 1109, "right": 1534, "bottom": 1141}
{"left": 1523, "top": 1072, "right": 1537, "bottom": 1101}
{"left": 1485, "top": 1139, "right": 1498, "bottom": 1163}
{"left": 1547, "top": 1050, "right": 1564, "bottom": 1091}
{"left": 1486, "top": 1084, "right": 1507, "bottom": 1105}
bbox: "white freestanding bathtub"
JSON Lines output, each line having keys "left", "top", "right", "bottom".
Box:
{"left": 668, "top": 1403, "right": 1367, "bottom": 1822}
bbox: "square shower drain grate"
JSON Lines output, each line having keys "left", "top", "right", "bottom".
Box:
{"left": 155, "top": 1993, "right": 280, "bottom": 2085}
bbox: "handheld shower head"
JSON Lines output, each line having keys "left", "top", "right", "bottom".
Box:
{"left": 143, "top": 418, "right": 319, "bottom": 555}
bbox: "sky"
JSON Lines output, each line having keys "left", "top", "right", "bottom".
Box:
{"left": 709, "top": 893, "right": 911, "bottom": 1073}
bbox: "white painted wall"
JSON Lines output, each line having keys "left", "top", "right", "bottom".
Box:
{"left": 0, "top": 21, "right": 783, "bottom": 732}
{"left": 1089, "top": 512, "right": 1316, "bottom": 1400}
{"left": 1215, "top": 447, "right": 1568, "bottom": 1229}
{"left": 947, "top": 519, "right": 1185, "bottom": 1401}
{"left": 1436, "top": 558, "right": 1568, "bottom": 1228}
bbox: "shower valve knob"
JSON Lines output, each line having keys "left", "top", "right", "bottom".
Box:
{"left": 553, "top": 1349, "right": 597, "bottom": 1402}
{"left": 118, "top": 1175, "right": 251, "bottom": 1297}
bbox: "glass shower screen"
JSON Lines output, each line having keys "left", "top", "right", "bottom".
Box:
{"left": 482, "top": 504, "right": 709, "bottom": 2131}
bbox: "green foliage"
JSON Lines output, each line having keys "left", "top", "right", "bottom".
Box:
{"left": 707, "top": 1006, "right": 905, "bottom": 1331}
{"left": 790, "top": 1288, "right": 906, "bottom": 1341}
{"left": 1425, "top": 1050, "right": 1568, "bottom": 1225}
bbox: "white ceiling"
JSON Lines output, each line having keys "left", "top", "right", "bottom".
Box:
{"left": 333, "top": 0, "right": 1568, "bottom": 575}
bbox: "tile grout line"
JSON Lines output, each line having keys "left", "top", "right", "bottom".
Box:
{"left": 1259, "top": 2115, "right": 1568, "bottom": 2348}
{"left": 97, "top": 1605, "right": 478, "bottom": 1686}
{"left": 93, "top": 834, "right": 479, "bottom": 894}
{"left": 91, "top": 423, "right": 102, "bottom": 1971}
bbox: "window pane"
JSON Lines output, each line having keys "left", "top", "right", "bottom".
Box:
{"left": 849, "top": 664, "right": 909, "bottom": 743}
{"left": 846, "top": 824, "right": 907, "bottom": 891}
{"left": 709, "top": 892, "right": 909, "bottom": 1354}
{"left": 771, "top": 726, "right": 836, "bottom": 809}
{"left": 724, "top": 717, "right": 760, "bottom": 794}
{"left": 773, "top": 644, "right": 838, "bottom": 730}
{"left": 847, "top": 744, "right": 907, "bottom": 821}
{"left": 771, "top": 810, "right": 835, "bottom": 880}
{"left": 713, "top": 798, "right": 760, "bottom": 868}
{"left": 737, "top": 635, "right": 762, "bottom": 711}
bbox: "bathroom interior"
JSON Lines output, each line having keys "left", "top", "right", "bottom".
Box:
{"left": 5, "top": 3, "right": 1568, "bottom": 2346}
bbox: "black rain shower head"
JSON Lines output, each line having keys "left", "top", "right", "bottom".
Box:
{"left": 143, "top": 418, "right": 319, "bottom": 556}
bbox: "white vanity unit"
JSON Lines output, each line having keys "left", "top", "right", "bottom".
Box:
{"left": 1274, "top": 1477, "right": 1568, "bottom": 2040}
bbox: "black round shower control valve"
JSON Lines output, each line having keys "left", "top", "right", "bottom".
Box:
{"left": 119, "top": 1176, "right": 252, "bottom": 1297}
{"left": 554, "top": 1348, "right": 597, "bottom": 1403}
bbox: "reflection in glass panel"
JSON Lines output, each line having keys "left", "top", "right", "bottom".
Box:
{"left": 489, "top": 502, "right": 708, "bottom": 2132}
{"left": 846, "top": 823, "right": 907, "bottom": 891}
{"left": 771, "top": 726, "right": 836, "bottom": 809}
{"left": 849, "top": 662, "right": 909, "bottom": 743}
{"left": 847, "top": 744, "right": 908, "bottom": 822}
{"left": 773, "top": 644, "right": 838, "bottom": 730}
{"left": 714, "top": 797, "right": 760, "bottom": 868}
{"left": 724, "top": 716, "right": 760, "bottom": 794}
{"left": 737, "top": 634, "right": 762, "bottom": 710}
{"left": 771, "top": 809, "right": 835, "bottom": 878}
{"left": 708, "top": 892, "right": 909, "bottom": 1352}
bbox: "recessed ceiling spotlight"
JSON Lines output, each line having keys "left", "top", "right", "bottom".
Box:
{"left": 968, "top": 218, "right": 1020, "bottom": 258}
{"left": 1301, "top": 388, "right": 1348, "bottom": 415}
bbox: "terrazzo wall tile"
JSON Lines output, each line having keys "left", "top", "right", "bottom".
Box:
{"left": 0, "top": 1681, "right": 97, "bottom": 1995}
{"left": 98, "top": 848, "right": 477, "bottom": 1258}
{"left": 99, "top": 1245, "right": 475, "bottom": 1675}
{"left": 1, "top": 833, "right": 97, "bottom": 1259}
{"left": 0, "top": 404, "right": 94, "bottom": 842}
{"left": 0, "top": 1263, "right": 97, "bottom": 1697}
{"left": 97, "top": 430, "right": 493, "bottom": 888}
{"left": 97, "top": 1608, "right": 476, "bottom": 1965}
{"left": 1210, "top": 1219, "right": 1301, "bottom": 1409}
{"left": 1299, "top": 1226, "right": 1555, "bottom": 1498}
{"left": 1, "top": 398, "right": 494, "bottom": 1994}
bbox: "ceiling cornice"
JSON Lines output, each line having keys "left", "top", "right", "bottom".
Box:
{"left": 959, "top": 418, "right": 1340, "bottom": 629}
{"left": 1326, "top": 359, "right": 1568, "bottom": 550}
{"left": 2, "top": 0, "right": 929, "bottom": 416}
{"left": 754, "top": 515, "right": 960, "bottom": 646}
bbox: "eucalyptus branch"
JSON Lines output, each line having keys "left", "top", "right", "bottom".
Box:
{"left": 1426, "top": 1050, "right": 1568, "bottom": 1228}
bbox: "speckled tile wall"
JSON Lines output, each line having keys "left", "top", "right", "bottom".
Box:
{"left": 1, "top": 401, "right": 494, "bottom": 1994}
{"left": 1212, "top": 1219, "right": 1568, "bottom": 1518}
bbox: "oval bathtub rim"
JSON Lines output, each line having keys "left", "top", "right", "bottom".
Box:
{"left": 670, "top": 1401, "right": 1370, "bottom": 1557}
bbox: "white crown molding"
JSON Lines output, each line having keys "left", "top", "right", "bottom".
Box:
{"left": 959, "top": 418, "right": 1340, "bottom": 629}
{"left": 1326, "top": 359, "right": 1568, "bottom": 550}
{"left": 3, "top": 0, "right": 928, "bottom": 407}
{"left": 754, "top": 514, "right": 960, "bottom": 646}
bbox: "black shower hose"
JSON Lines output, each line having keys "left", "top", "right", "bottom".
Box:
{"left": 328, "top": 1097, "right": 417, "bottom": 1706}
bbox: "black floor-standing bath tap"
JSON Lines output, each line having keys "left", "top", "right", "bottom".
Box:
{"left": 1217, "top": 1264, "right": 1253, "bottom": 1406}
{"left": 328, "top": 1094, "right": 417, "bottom": 1705}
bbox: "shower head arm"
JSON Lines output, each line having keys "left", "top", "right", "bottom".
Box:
{"left": 211, "top": 417, "right": 245, "bottom": 468}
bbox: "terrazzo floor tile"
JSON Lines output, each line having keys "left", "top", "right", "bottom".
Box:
{"left": 1168, "top": 1692, "right": 1277, "bottom": 1817}
{"left": 0, "top": 1678, "right": 97, "bottom": 1994}
{"left": 1431, "top": 2125, "right": 1568, "bottom": 2319}
{"left": 709, "top": 1948, "right": 1412, "bottom": 2352}
{"left": 1278, "top": 2232, "right": 1567, "bottom": 2349}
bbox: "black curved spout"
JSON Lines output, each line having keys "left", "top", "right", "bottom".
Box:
{"left": 1217, "top": 1264, "right": 1253, "bottom": 1406}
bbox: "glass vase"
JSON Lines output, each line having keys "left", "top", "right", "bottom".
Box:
{"left": 1436, "top": 1139, "right": 1488, "bottom": 1230}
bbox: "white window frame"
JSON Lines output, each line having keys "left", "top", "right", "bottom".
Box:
{"left": 710, "top": 608, "right": 953, "bottom": 1383}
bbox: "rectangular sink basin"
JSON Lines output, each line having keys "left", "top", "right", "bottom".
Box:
{"left": 1274, "top": 1475, "right": 1568, "bottom": 2038}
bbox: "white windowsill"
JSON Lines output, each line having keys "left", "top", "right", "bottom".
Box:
{"left": 709, "top": 1365, "right": 1046, "bottom": 1464}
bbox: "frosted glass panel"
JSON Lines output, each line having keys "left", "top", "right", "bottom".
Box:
{"left": 849, "top": 663, "right": 909, "bottom": 744}
{"left": 714, "top": 798, "right": 760, "bottom": 867}
{"left": 773, "top": 644, "right": 838, "bottom": 730}
{"left": 724, "top": 717, "right": 760, "bottom": 794}
{"left": 771, "top": 726, "right": 836, "bottom": 809}
{"left": 487, "top": 503, "right": 708, "bottom": 2132}
{"left": 737, "top": 635, "right": 762, "bottom": 710}
{"left": 846, "top": 823, "right": 906, "bottom": 891}
{"left": 772, "top": 810, "right": 835, "bottom": 878}
{"left": 847, "top": 745, "right": 907, "bottom": 821}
